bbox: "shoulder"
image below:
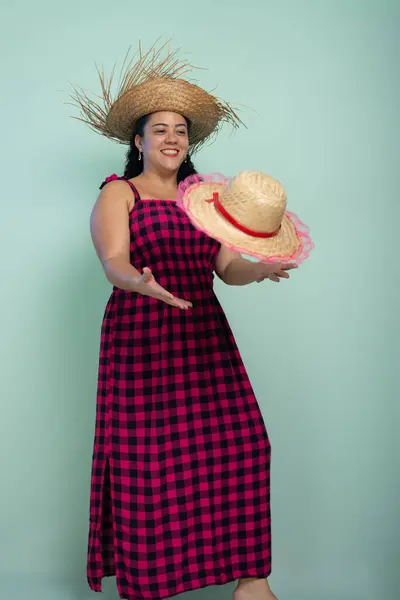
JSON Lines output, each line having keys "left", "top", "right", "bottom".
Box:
{"left": 97, "top": 176, "right": 136, "bottom": 212}
{"left": 100, "top": 179, "right": 132, "bottom": 194}
{"left": 128, "top": 175, "right": 146, "bottom": 198}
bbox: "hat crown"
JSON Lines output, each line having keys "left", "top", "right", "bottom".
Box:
{"left": 219, "top": 171, "right": 287, "bottom": 234}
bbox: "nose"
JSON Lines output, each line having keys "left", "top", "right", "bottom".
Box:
{"left": 165, "top": 128, "right": 178, "bottom": 144}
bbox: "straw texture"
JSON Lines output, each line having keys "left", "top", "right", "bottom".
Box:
{"left": 68, "top": 39, "right": 243, "bottom": 151}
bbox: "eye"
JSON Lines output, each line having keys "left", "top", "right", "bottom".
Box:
{"left": 155, "top": 129, "right": 165, "bottom": 134}
{"left": 177, "top": 130, "right": 187, "bottom": 135}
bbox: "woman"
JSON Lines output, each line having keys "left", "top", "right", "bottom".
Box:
{"left": 72, "top": 42, "right": 296, "bottom": 600}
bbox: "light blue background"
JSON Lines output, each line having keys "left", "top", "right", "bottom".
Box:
{"left": 1, "top": 1, "right": 399, "bottom": 599}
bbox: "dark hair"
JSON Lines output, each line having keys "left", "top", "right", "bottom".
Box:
{"left": 123, "top": 114, "right": 198, "bottom": 182}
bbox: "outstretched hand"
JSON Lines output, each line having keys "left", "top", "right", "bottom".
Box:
{"left": 255, "top": 261, "right": 298, "bottom": 283}
{"left": 136, "top": 267, "right": 193, "bottom": 310}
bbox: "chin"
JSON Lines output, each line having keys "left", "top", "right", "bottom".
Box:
{"left": 160, "top": 160, "right": 183, "bottom": 172}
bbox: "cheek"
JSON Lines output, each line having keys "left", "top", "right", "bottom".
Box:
{"left": 180, "top": 137, "right": 189, "bottom": 150}
{"left": 147, "top": 140, "right": 160, "bottom": 153}
{"left": 142, "top": 136, "right": 160, "bottom": 154}
{"left": 145, "top": 146, "right": 161, "bottom": 161}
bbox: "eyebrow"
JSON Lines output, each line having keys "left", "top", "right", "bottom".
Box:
{"left": 151, "top": 122, "right": 187, "bottom": 128}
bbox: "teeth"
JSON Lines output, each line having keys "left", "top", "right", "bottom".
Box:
{"left": 161, "top": 150, "right": 178, "bottom": 155}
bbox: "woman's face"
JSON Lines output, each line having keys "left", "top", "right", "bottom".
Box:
{"left": 135, "top": 111, "right": 189, "bottom": 173}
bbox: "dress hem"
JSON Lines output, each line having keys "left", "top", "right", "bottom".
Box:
{"left": 88, "top": 569, "right": 272, "bottom": 600}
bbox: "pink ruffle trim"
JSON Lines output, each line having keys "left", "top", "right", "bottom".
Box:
{"left": 176, "top": 173, "right": 314, "bottom": 265}
{"left": 105, "top": 173, "right": 120, "bottom": 182}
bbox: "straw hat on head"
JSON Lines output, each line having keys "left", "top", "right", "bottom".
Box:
{"left": 68, "top": 39, "right": 244, "bottom": 151}
{"left": 177, "top": 171, "right": 314, "bottom": 264}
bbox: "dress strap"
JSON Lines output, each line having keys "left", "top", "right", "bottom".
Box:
{"left": 99, "top": 173, "right": 141, "bottom": 201}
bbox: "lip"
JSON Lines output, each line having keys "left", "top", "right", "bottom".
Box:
{"left": 160, "top": 148, "right": 180, "bottom": 156}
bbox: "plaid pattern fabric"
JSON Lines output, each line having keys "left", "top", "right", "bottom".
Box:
{"left": 87, "top": 176, "right": 272, "bottom": 600}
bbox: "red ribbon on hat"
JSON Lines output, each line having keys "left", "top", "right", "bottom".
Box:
{"left": 206, "top": 192, "right": 281, "bottom": 239}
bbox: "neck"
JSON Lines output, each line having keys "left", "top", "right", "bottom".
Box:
{"left": 141, "top": 165, "right": 179, "bottom": 188}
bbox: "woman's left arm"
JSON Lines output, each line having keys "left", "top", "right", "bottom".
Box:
{"left": 215, "top": 245, "right": 298, "bottom": 286}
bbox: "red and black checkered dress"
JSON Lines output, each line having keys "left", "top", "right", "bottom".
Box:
{"left": 87, "top": 175, "right": 272, "bottom": 600}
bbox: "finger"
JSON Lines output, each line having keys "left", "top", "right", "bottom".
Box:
{"left": 269, "top": 274, "right": 280, "bottom": 283}
{"left": 172, "top": 297, "right": 193, "bottom": 309}
{"left": 152, "top": 287, "right": 175, "bottom": 300}
{"left": 172, "top": 296, "right": 193, "bottom": 309}
{"left": 281, "top": 262, "right": 298, "bottom": 270}
{"left": 141, "top": 267, "right": 153, "bottom": 283}
{"left": 167, "top": 297, "right": 193, "bottom": 309}
{"left": 145, "top": 277, "right": 192, "bottom": 308}
{"left": 155, "top": 291, "right": 192, "bottom": 309}
{"left": 276, "top": 270, "right": 290, "bottom": 279}
{"left": 148, "top": 280, "right": 175, "bottom": 299}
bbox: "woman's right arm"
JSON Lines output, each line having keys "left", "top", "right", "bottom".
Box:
{"left": 90, "top": 180, "right": 192, "bottom": 309}
{"left": 90, "top": 181, "right": 141, "bottom": 291}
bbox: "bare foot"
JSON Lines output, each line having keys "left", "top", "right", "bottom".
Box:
{"left": 233, "top": 578, "right": 278, "bottom": 600}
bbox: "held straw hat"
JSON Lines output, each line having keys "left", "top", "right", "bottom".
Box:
{"left": 68, "top": 40, "right": 243, "bottom": 151}
{"left": 176, "top": 171, "right": 314, "bottom": 264}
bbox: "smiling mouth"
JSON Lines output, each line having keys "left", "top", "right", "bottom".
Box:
{"left": 161, "top": 149, "right": 179, "bottom": 156}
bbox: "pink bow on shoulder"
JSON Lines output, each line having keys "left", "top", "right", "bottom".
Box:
{"left": 104, "top": 173, "right": 120, "bottom": 183}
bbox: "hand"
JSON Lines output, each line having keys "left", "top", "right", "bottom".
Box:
{"left": 254, "top": 261, "right": 298, "bottom": 283}
{"left": 135, "top": 267, "right": 193, "bottom": 310}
